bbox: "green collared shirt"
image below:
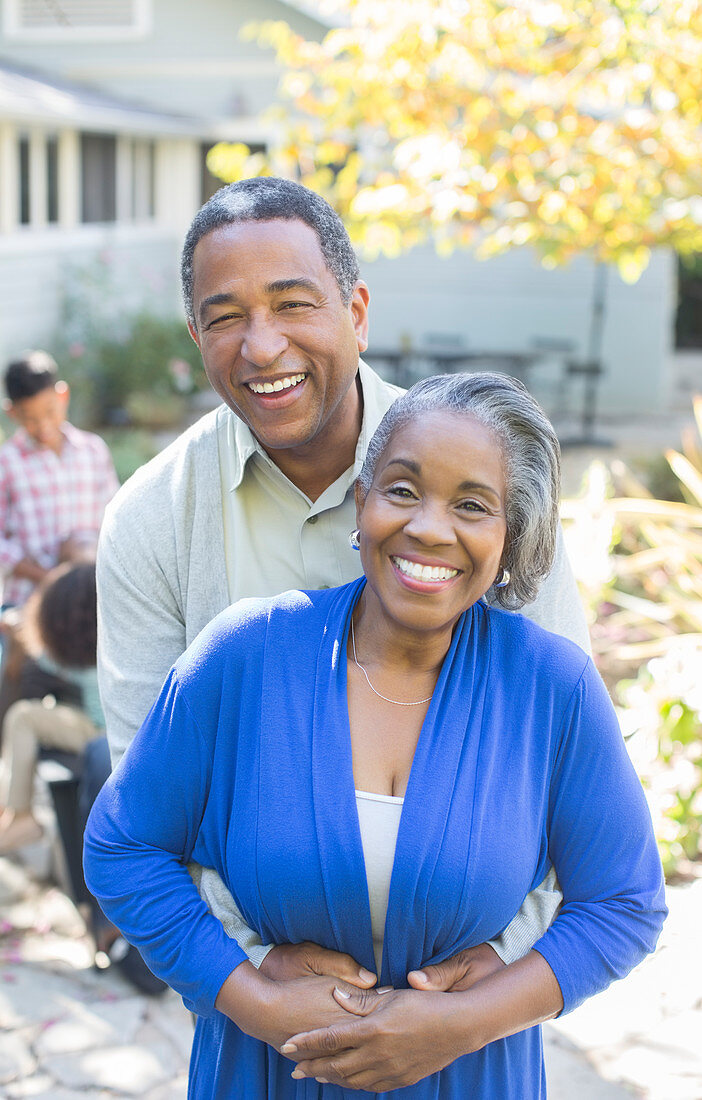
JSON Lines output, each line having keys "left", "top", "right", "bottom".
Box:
{"left": 218, "top": 360, "right": 403, "bottom": 602}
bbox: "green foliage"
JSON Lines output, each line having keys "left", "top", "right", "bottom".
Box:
{"left": 101, "top": 428, "right": 160, "bottom": 485}
{"left": 52, "top": 259, "right": 204, "bottom": 428}
{"left": 562, "top": 398, "right": 702, "bottom": 878}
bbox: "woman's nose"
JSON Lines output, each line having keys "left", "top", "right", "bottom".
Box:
{"left": 404, "top": 502, "right": 455, "bottom": 545}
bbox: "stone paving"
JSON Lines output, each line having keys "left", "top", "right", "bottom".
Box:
{"left": 1, "top": 842, "right": 700, "bottom": 1099}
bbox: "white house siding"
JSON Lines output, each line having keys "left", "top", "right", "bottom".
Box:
{"left": 0, "top": 225, "right": 180, "bottom": 363}
{"left": 361, "top": 246, "right": 676, "bottom": 418}
{"left": 0, "top": 0, "right": 325, "bottom": 122}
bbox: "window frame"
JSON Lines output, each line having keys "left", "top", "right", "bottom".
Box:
{"left": 2, "top": 0, "right": 152, "bottom": 41}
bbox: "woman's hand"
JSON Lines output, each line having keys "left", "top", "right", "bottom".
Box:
{"left": 282, "top": 987, "right": 467, "bottom": 1092}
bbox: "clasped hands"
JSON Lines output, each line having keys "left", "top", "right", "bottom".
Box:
{"left": 258, "top": 940, "right": 505, "bottom": 1093}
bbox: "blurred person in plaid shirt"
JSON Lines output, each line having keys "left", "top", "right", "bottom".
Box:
{"left": 0, "top": 350, "right": 119, "bottom": 726}
{"left": 0, "top": 353, "right": 165, "bottom": 993}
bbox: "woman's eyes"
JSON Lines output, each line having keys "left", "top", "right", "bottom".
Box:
{"left": 388, "top": 485, "right": 417, "bottom": 499}
{"left": 386, "top": 486, "right": 487, "bottom": 514}
{"left": 458, "top": 499, "right": 488, "bottom": 514}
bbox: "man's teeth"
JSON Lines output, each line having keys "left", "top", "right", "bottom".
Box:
{"left": 392, "top": 557, "right": 458, "bottom": 582}
{"left": 248, "top": 373, "right": 306, "bottom": 394}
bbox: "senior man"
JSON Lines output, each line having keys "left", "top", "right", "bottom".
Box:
{"left": 97, "top": 177, "right": 589, "bottom": 996}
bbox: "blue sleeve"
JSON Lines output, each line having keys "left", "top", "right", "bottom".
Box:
{"left": 83, "top": 666, "right": 248, "bottom": 1017}
{"left": 532, "top": 659, "right": 667, "bottom": 1014}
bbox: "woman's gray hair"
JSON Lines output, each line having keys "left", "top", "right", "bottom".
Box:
{"left": 181, "top": 177, "right": 360, "bottom": 327}
{"left": 358, "top": 372, "right": 561, "bottom": 610}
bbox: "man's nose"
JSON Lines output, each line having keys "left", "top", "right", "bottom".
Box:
{"left": 240, "top": 316, "right": 289, "bottom": 369}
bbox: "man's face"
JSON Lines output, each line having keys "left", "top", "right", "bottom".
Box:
{"left": 7, "top": 383, "right": 69, "bottom": 452}
{"left": 188, "top": 219, "right": 369, "bottom": 457}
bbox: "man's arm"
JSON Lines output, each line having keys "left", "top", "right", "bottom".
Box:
{"left": 475, "top": 528, "right": 584, "bottom": 965}
{"left": 517, "top": 525, "right": 591, "bottom": 654}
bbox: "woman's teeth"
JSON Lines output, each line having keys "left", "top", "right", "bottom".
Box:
{"left": 392, "top": 557, "right": 458, "bottom": 582}
{"left": 247, "top": 373, "right": 306, "bottom": 394}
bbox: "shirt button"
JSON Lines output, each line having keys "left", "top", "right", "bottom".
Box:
{"left": 307, "top": 515, "right": 319, "bottom": 524}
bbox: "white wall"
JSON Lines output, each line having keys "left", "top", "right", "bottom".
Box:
{"left": 361, "top": 246, "right": 676, "bottom": 417}
{"left": 0, "top": 225, "right": 181, "bottom": 364}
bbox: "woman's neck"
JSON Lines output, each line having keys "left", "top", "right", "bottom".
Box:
{"left": 351, "top": 589, "right": 456, "bottom": 677}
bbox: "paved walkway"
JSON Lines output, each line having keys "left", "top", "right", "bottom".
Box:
{"left": 1, "top": 844, "right": 700, "bottom": 1099}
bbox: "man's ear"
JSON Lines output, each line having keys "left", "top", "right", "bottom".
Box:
{"left": 350, "top": 282, "right": 370, "bottom": 354}
{"left": 354, "top": 479, "right": 367, "bottom": 526}
{"left": 187, "top": 320, "right": 201, "bottom": 350}
{"left": 4, "top": 399, "right": 17, "bottom": 422}
{"left": 56, "top": 381, "right": 69, "bottom": 405}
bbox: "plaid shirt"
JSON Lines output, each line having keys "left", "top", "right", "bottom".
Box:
{"left": 0, "top": 421, "right": 119, "bottom": 607}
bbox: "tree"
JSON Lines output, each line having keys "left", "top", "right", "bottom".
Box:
{"left": 207, "top": 0, "right": 702, "bottom": 281}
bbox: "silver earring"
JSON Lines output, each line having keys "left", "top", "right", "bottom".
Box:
{"left": 494, "top": 568, "right": 510, "bottom": 588}
{"left": 349, "top": 529, "right": 361, "bottom": 551}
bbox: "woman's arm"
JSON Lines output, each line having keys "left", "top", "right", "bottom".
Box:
{"left": 84, "top": 664, "right": 378, "bottom": 1031}
{"left": 282, "top": 660, "right": 666, "bottom": 1090}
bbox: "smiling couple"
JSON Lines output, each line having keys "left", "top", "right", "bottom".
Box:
{"left": 86, "top": 178, "right": 664, "bottom": 1097}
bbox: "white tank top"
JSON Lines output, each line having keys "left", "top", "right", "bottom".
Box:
{"left": 355, "top": 789, "right": 404, "bottom": 976}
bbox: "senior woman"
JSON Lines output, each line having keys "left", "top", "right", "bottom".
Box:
{"left": 85, "top": 372, "right": 665, "bottom": 1098}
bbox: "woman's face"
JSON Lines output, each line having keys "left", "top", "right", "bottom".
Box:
{"left": 356, "top": 410, "right": 507, "bottom": 634}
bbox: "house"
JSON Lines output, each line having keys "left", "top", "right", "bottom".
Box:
{"left": 0, "top": 0, "right": 680, "bottom": 421}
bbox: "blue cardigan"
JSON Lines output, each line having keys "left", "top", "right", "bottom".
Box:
{"left": 85, "top": 578, "right": 666, "bottom": 1099}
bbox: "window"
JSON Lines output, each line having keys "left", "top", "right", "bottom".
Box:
{"left": 47, "top": 135, "right": 59, "bottom": 223}
{"left": 80, "top": 133, "right": 116, "bottom": 223}
{"left": 18, "top": 136, "right": 30, "bottom": 225}
{"left": 3, "top": 0, "right": 151, "bottom": 39}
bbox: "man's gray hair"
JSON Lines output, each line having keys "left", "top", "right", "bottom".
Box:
{"left": 181, "top": 177, "right": 360, "bottom": 327}
{"left": 357, "top": 372, "right": 561, "bottom": 610}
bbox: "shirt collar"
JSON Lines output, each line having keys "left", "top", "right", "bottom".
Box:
{"left": 14, "top": 421, "right": 78, "bottom": 457}
{"left": 224, "top": 359, "right": 403, "bottom": 492}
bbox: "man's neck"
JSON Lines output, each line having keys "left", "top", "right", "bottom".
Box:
{"left": 264, "top": 376, "right": 364, "bottom": 502}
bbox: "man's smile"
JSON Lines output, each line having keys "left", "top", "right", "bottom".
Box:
{"left": 246, "top": 372, "right": 307, "bottom": 395}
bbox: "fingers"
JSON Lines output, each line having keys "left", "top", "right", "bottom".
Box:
{"left": 307, "top": 945, "right": 376, "bottom": 988}
{"left": 407, "top": 943, "right": 506, "bottom": 993}
{"left": 282, "top": 1019, "right": 362, "bottom": 1059}
{"left": 333, "top": 983, "right": 392, "bottom": 1016}
{"left": 407, "top": 959, "right": 455, "bottom": 991}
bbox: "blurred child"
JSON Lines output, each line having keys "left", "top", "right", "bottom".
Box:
{"left": 0, "top": 350, "right": 118, "bottom": 609}
{"left": 0, "top": 562, "right": 102, "bottom": 852}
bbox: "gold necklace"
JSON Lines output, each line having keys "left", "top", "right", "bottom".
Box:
{"left": 350, "top": 618, "right": 433, "bottom": 707}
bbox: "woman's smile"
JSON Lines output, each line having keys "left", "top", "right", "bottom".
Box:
{"left": 390, "top": 554, "right": 462, "bottom": 592}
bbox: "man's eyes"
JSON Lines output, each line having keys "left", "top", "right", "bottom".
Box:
{"left": 207, "top": 312, "right": 242, "bottom": 328}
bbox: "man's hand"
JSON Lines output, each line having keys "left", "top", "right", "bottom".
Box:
{"left": 259, "top": 941, "right": 376, "bottom": 989}
{"left": 407, "top": 942, "right": 505, "bottom": 993}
